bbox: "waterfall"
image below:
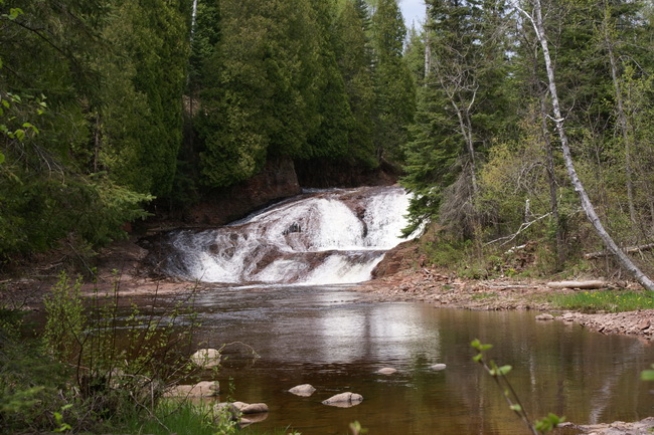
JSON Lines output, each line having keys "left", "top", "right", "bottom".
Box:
{"left": 152, "top": 186, "right": 418, "bottom": 285}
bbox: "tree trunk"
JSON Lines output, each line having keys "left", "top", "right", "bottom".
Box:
{"left": 517, "top": 0, "right": 654, "bottom": 291}
{"left": 540, "top": 97, "right": 565, "bottom": 269}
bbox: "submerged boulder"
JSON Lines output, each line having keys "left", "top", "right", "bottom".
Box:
{"left": 322, "top": 392, "right": 364, "bottom": 408}
{"left": 430, "top": 363, "right": 447, "bottom": 371}
{"left": 377, "top": 367, "right": 397, "bottom": 375}
{"left": 288, "top": 384, "right": 316, "bottom": 397}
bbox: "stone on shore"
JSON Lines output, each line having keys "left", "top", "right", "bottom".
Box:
{"left": 164, "top": 381, "right": 220, "bottom": 397}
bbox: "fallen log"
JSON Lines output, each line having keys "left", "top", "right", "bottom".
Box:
{"left": 546, "top": 280, "right": 607, "bottom": 289}
{"left": 584, "top": 243, "right": 654, "bottom": 259}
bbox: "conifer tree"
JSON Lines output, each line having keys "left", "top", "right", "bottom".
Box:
{"left": 370, "top": 0, "right": 416, "bottom": 163}
{"left": 198, "top": 0, "right": 322, "bottom": 187}
{"left": 332, "top": 0, "right": 377, "bottom": 166}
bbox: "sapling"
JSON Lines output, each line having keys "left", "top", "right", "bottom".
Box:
{"left": 471, "top": 339, "right": 565, "bottom": 434}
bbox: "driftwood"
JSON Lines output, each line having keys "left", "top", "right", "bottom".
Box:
{"left": 584, "top": 243, "right": 654, "bottom": 260}
{"left": 546, "top": 280, "right": 607, "bottom": 289}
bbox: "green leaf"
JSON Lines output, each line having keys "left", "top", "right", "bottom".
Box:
{"left": 8, "top": 8, "right": 23, "bottom": 20}
{"left": 0, "top": 151, "right": 5, "bottom": 164}
{"left": 498, "top": 365, "right": 513, "bottom": 375}
{"left": 535, "top": 413, "right": 565, "bottom": 432}
{"left": 473, "top": 354, "right": 483, "bottom": 363}
{"left": 509, "top": 404, "right": 522, "bottom": 412}
{"left": 14, "top": 129, "right": 25, "bottom": 141}
{"left": 2, "top": 99, "right": 10, "bottom": 109}
{"left": 640, "top": 370, "right": 654, "bottom": 381}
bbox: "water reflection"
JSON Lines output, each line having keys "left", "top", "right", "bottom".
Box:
{"left": 125, "top": 285, "right": 654, "bottom": 435}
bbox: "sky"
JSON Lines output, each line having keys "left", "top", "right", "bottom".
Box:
{"left": 399, "top": 0, "right": 426, "bottom": 29}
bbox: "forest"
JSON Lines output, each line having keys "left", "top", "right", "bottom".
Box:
{"left": 1, "top": 0, "right": 654, "bottom": 282}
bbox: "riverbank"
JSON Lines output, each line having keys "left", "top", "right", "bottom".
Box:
{"left": 356, "top": 266, "right": 654, "bottom": 344}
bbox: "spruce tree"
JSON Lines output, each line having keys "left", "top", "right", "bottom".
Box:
{"left": 370, "top": 0, "right": 416, "bottom": 164}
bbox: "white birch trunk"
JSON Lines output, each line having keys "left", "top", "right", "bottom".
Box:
{"left": 516, "top": 0, "right": 654, "bottom": 291}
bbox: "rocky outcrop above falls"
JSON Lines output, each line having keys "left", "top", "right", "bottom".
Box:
{"left": 186, "top": 157, "right": 302, "bottom": 227}
{"left": 295, "top": 158, "right": 398, "bottom": 188}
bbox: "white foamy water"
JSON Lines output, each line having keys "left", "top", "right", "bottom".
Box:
{"left": 161, "top": 186, "right": 417, "bottom": 285}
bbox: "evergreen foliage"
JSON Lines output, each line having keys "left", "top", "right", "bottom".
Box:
{"left": 370, "top": 0, "right": 417, "bottom": 163}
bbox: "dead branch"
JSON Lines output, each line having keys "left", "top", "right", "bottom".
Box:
{"left": 485, "top": 212, "right": 552, "bottom": 247}
{"left": 546, "top": 280, "right": 607, "bottom": 289}
{"left": 584, "top": 243, "right": 654, "bottom": 259}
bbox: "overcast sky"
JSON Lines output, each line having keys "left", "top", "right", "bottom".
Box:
{"left": 399, "top": 0, "right": 426, "bottom": 29}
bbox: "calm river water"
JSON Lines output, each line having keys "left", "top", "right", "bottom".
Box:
{"left": 134, "top": 284, "right": 654, "bottom": 435}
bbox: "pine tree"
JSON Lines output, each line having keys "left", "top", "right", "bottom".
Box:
{"left": 198, "top": 0, "right": 322, "bottom": 187}
{"left": 332, "top": 0, "right": 377, "bottom": 166}
{"left": 370, "top": 0, "right": 416, "bottom": 164}
{"left": 301, "top": 0, "right": 355, "bottom": 161}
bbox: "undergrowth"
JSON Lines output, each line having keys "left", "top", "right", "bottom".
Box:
{"left": 1, "top": 271, "right": 205, "bottom": 434}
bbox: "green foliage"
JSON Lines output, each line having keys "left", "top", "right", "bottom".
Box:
{"left": 43, "top": 272, "right": 85, "bottom": 362}
{"left": 548, "top": 290, "right": 654, "bottom": 313}
{"left": 35, "top": 273, "right": 205, "bottom": 433}
{"left": 197, "top": 0, "right": 322, "bottom": 188}
{"left": 122, "top": 399, "right": 236, "bottom": 435}
{"left": 472, "top": 339, "right": 565, "bottom": 435}
{"left": 371, "top": 0, "right": 416, "bottom": 163}
{"left": 0, "top": 305, "right": 70, "bottom": 433}
{"left": 332, "top": 0, "right": 377, "bottom": 166}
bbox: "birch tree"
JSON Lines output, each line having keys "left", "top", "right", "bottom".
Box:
{"left": 513, "top": 0, "right": 654, "bottom": 290}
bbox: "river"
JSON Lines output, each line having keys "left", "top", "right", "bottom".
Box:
{"left": 133, "top": 186, "right": 654, "bottom": 434}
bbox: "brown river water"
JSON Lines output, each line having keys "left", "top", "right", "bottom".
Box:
{"left": 117, "top": 284, "right": 654, "bottom": 435}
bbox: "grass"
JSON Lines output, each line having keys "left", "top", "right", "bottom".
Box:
{"left": 547, "top": 290, "right": 654, "bottom": 312}
{"left": 119, "top": 399, "right": 231, "bottom": 435}
{"left": 118, "top": 399, "right": 304, "bottom": 435}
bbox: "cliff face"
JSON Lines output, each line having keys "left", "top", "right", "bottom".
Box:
{"left": 186, "top": 157, "right": 302, "bottom": 226}
{"left": 179, "top": 157, "right": 399, "bottom": 227}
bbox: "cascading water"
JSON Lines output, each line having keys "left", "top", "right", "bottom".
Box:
{"left": 150, "top": 186, "right": 417, "bottom": 285}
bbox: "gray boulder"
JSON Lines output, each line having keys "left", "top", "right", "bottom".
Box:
{"left": 233, "top": 401, "right": 269, "bottom": 414}
{"left": 164, "top": 381, "right": 220, "bottom": 398}
{"left": 288, "top": 384, "right": 316, "bottom": 397}
{"left": 322, "top": 392, "right": 364, "bottom": 408}
{"left": 190, "top": 348, "right": 221, "bottom": 369}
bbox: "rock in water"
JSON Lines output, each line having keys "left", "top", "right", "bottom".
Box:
{"left": 233, "top": 402, "right": 269, "bottom": 414}
{"left": 190, "top": 348, "right": 221, "bottom": 368}
{"left": 288, "top": 384, "right": 316, "bottom": 397}
{"left": 377, "top": 367, "right": 397, "bottom": 375}
{"left": 322, "top": 392, "right": 364, "bottom": 408}
{"left": 164, "top": 381, "right": 220, "bottom": 397}
{"left": 430, "top": 363, "right": 447, "bottom": 371}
